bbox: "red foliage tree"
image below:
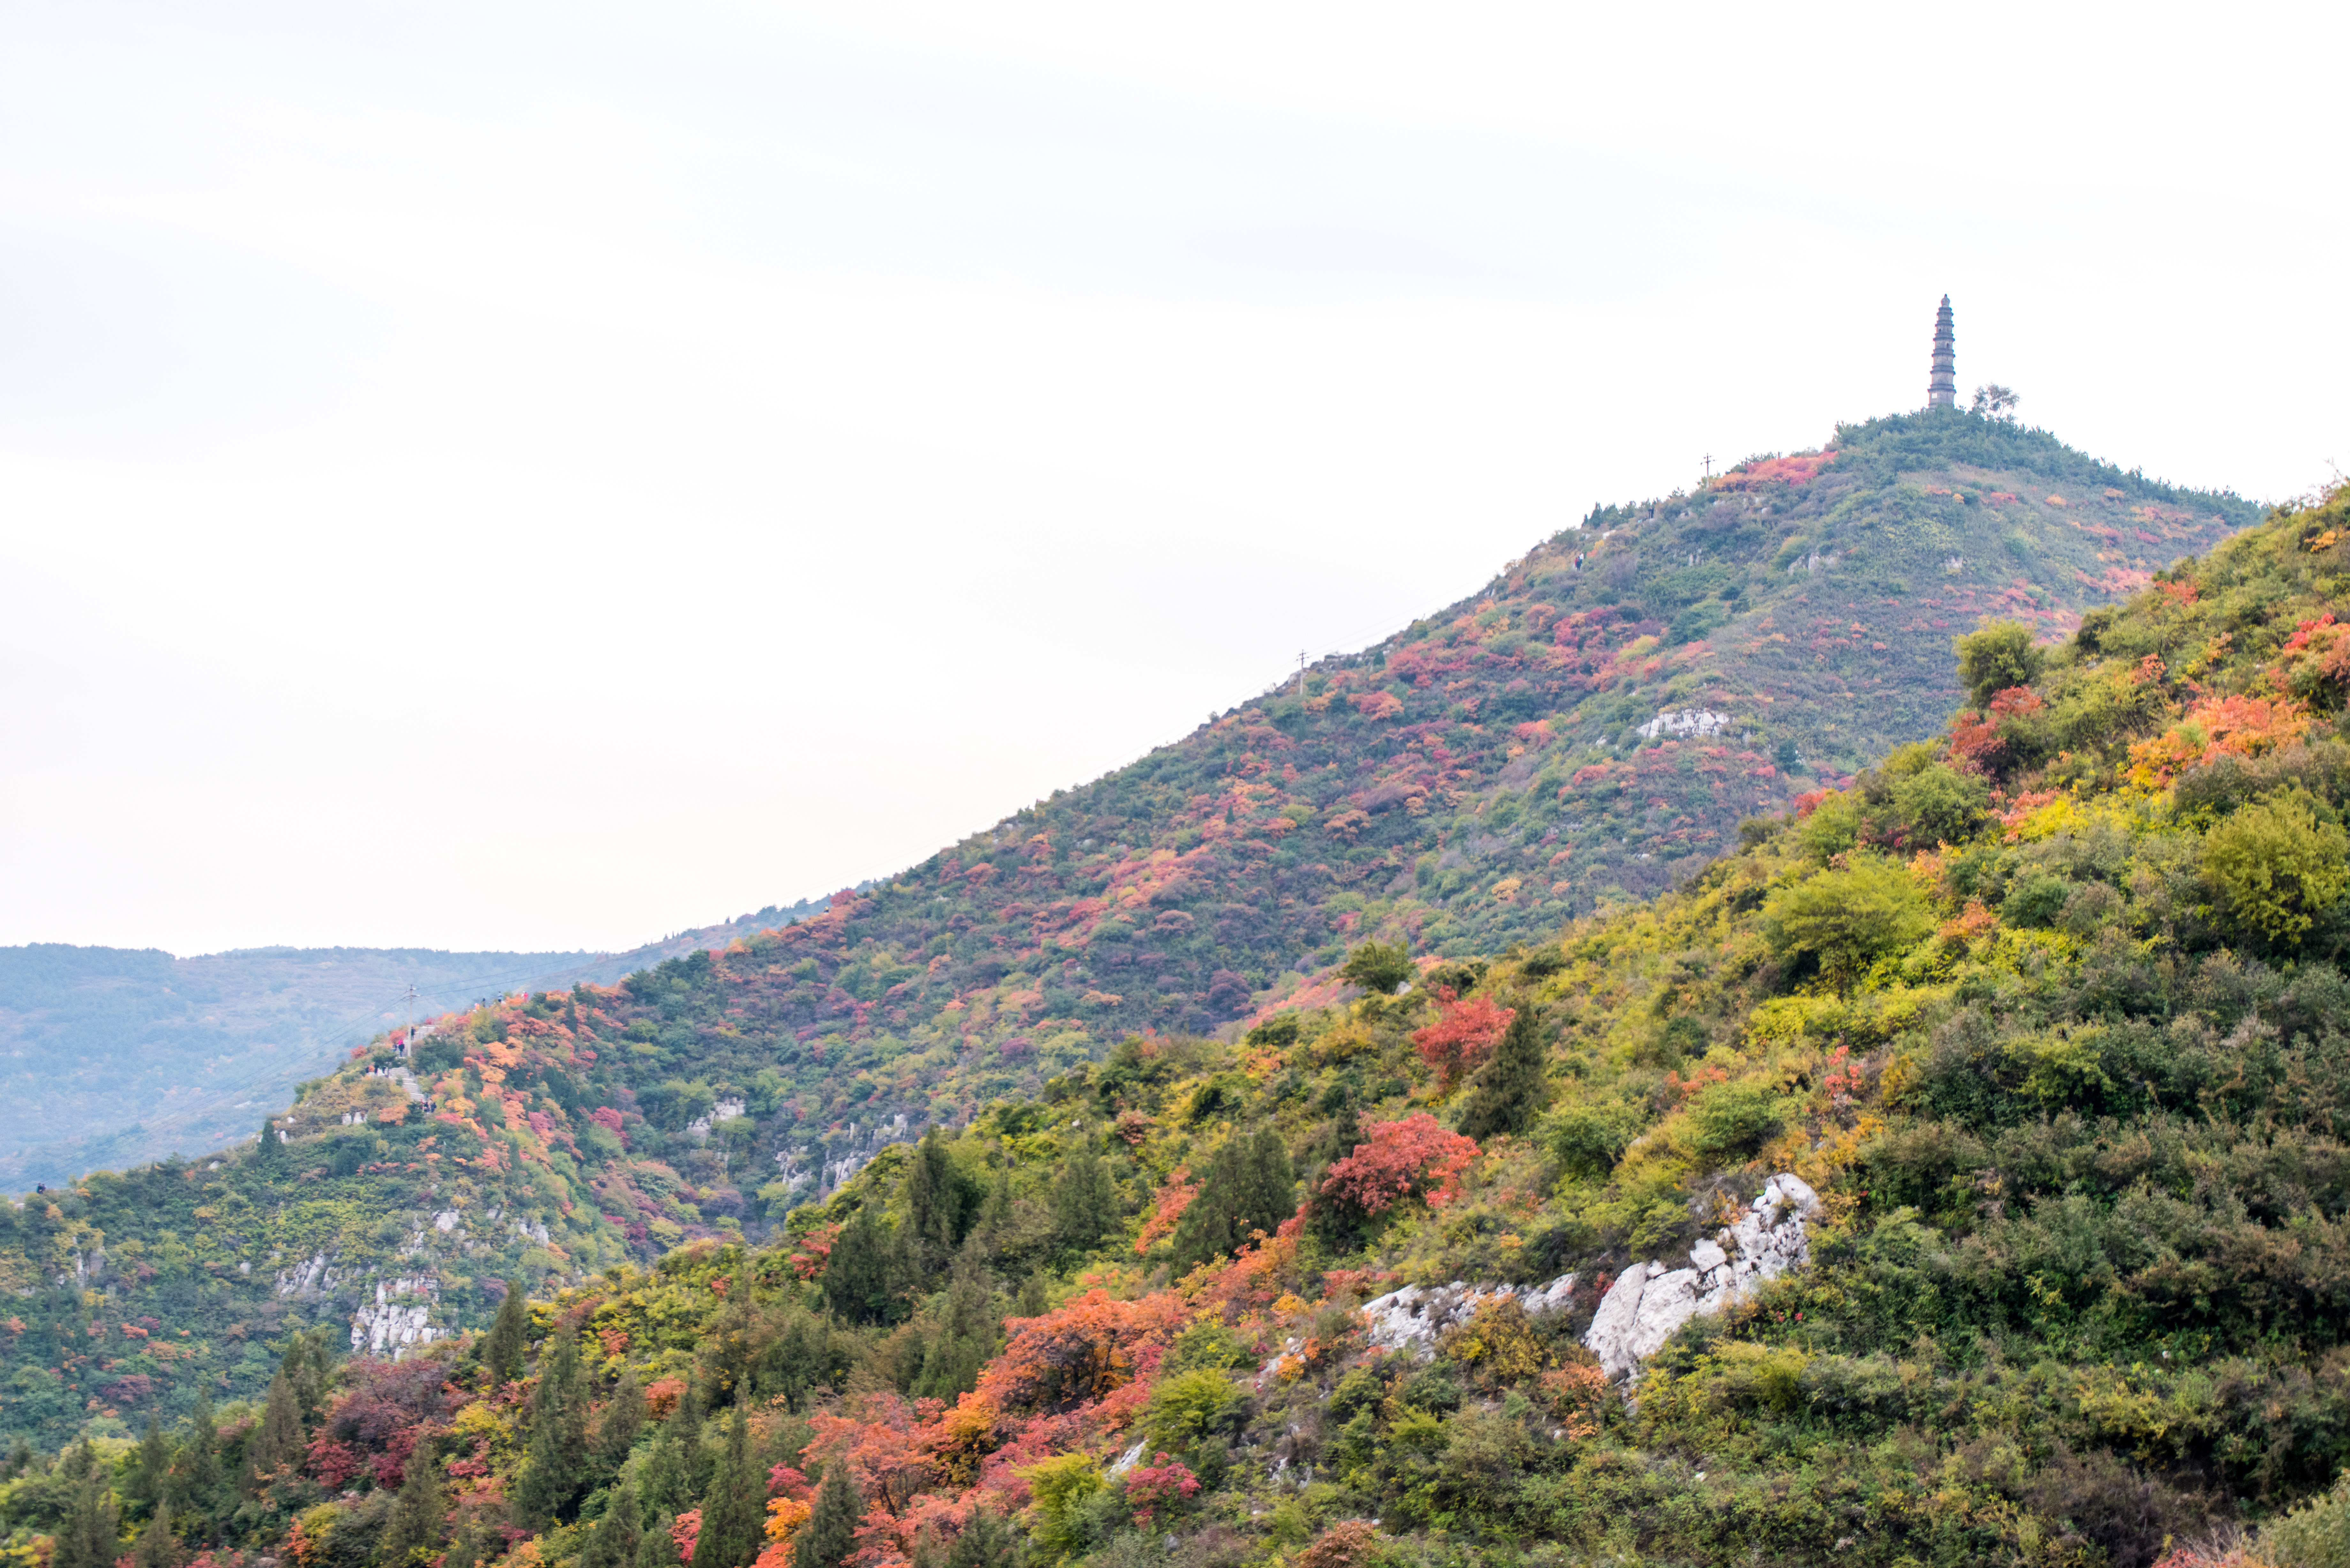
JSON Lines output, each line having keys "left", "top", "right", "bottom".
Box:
{"left": 1319, "top": 1114, "right": 1480, "bottom": 1215}
{"left": 1408, "top": 990, "right": 1514, "bottom": 1088}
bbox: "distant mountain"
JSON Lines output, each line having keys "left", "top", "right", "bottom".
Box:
{"left": 0, "top": 894, "right": 848, "bottom": 1191}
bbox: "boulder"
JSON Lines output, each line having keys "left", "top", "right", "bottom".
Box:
{"left": 1582, "top": 1171, "right": 1822, "bottom": 1381}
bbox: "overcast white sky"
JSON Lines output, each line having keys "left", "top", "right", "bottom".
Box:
{"left": 2, "top": 1, "right": 2342, "bottom": 957}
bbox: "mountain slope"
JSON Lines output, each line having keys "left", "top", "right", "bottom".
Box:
{"left": 3, "top": 475, "right": 2341, "bottom": 1568}
{"left": 0, "top": 896, "right": 846, "bottom": 1192}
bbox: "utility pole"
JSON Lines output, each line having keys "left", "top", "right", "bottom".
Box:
{"left": 1702, "top": 453, "right": 1714, "bottom": 481}
{"left": 1296, "top": 649, "right": 1308, "bottom": 693}
{"left": 405, "top": 984, "right": 417, "bottom": 1053}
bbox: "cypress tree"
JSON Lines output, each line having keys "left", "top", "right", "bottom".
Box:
{"left": 580, "top": 1476, "right": 644, "bottom": 1568}
{"left": 912, "top": 1241, "right": 997, "bottom": 1402}
{"left": 1015, "top": 1271, "right": 1049, "bottom": 1319}
{"left": 1458, "top": 1001, "right": 1548, "bottom": 1141}
{"left": 481, "top": 1279, "right": 530, "bottom": 1388}
{"left": 1050, "top": 1144, "right": 1114, "bottom": 1255}
{"left": 252, "top": 1117, "right": 285, "bottom": 1171}
{"left": 381, "top": 1444, "right": 446, "bottom": 1565}
{"left": 443, "top": 1518, "right": 487, "bottom": 1568}
{"left": 243, "top": 1365, "right": 305, "bottom": 1494}
{"left": 691, "top": 1406, "right": 763, "bottom": 1568}
{"left": 793, "top": 1463, "right": 862, "bottom": 1568}
{"left": 516, "top": 1324, "right": 591, "bottom": 1524}
{"left": 596, "top": 1365, "right": 648, "bottom": 1480}
{"left": 1237, "top": 1126, "right": 1296, "bottom": 1241}
{"left": 821, "top": 1207, "right": 893, "bottom": 1325}
{"left": 51, "top": 1460, "right": 120, "bottom": 1568}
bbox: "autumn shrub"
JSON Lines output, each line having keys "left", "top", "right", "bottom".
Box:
{"left": 1436, "top": 1299, "right": 1545, "bottom": 1387}
{"left": 1294, "top": 1520, "right": 1380, "bottom": 1568}
{"left": 1317, "top": 1116, "right": 1479, "bottom": 1216}
{"left": 1955, "top": 619, "right": 2046, "bottom": 708}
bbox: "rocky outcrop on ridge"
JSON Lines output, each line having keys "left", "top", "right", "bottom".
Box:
{"left": 1585, "top": 1172, "right": 1821, "bottom": 1381}
{"left": 1357, "top": 1274, "right": 1583, "bottom": 1356}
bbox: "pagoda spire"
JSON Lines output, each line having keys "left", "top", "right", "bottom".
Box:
{"left": 1928, "top": 295, "right": 1957, "bottom": 410}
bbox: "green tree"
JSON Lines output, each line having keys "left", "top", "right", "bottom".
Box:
{"left": 691, "top": 1405, "right": 763, "bottom": 1568}
{"left": 945, "top": 1508, "right": 1022, "bottom": 1568}
{"left": 1050, "top": 1143, "right": 1115, "bottom": 1255}
{"left": 481, "top": 1279, "right": 530, "bottom": 1388}
{"left": 913, "top": 1240, "right": 997, "bottom": 1402}
{"left": 597, "top": 1365, "right": 647, "bottom": 1480}
{"left": 580, "top": 1475, "right": 645, "bottom": 1568}
{"left": 793, "top": 1461, "right": 862, "bottom": 1568}
{"left": 130, "top": 1498, "right": 179, "bottom": 1568}
{"left": 637, "top": 1415, "right": 694, "bottom": 1530}
{"left": 381, "top": 1444, "right": 446, "bottom": 1565}
{"left": 123, "top": 1419, "right": 170, "bottom": 1522}
{"left": 1954, "top": 619, "right": 2044, "bottom": 709}
{"left": 170, "top": 1395, "right": 222, "bottom": 1523}
{"left": 516, "top": 1324, "right": 591, "bottom": 1525}
{"left": 1339, "top": 941, "right": 1413, "bottom": 995}
{"left": 51, "top": 1454, "right": 120, "bottom": 1568}
{"left": 900, "top": 1127, "right": 966, "bottom": 1285}
{"left": 1169, "top": 1127, "right": 1293, "bottom": 1271}
{"left": 2203, "top": 789, "right": 2350, "bottom": 944}
{"left": 1457, "top": 1001, "right": 1548, "bottom": 1141}
{"left": 822, "top": 1206, "right": 895, "bottom": 1325}
{"left": 242, "top": 1362, "right": 305, "bottom": 1495}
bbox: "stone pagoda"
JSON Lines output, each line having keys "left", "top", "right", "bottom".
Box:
{"left": 1928, "top": 295, "right": 1957, "bottom": 409}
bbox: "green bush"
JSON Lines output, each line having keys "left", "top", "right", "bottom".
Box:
{"left": 1761, "top": 857, "right": 1935, "bottom": 984}
{"left": 1953, "top": 618, "right": 2046, "bottom": 708}
{"left": 2202, "top": 789, "right": 2350, "bottom": 944}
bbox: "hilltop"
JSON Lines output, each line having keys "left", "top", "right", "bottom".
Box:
{"left": 2, "top": 474, "right": 2342, "bottom": 1566}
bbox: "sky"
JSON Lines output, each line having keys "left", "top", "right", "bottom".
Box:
{"left": 2, "top": 0, "right": 2343, "bottom": 958}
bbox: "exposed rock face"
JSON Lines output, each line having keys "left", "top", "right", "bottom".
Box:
{"left": 1585, "top": 1172, "right": 1821, "bottom": 1381}
{"left": 1357, "top": 1273, "right": 1581, "bottom": 1357}
{"left": 1636, "top": 709, "right": 1731, "bottom": 741}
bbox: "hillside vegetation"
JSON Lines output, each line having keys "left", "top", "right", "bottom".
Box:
{"left": 3, "top": 469, "right": 2346, "bottom": 1566}
{"left": 0, "top": 895, "right": 844, "bottom": 1192}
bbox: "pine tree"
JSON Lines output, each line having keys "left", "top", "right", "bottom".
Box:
{"left": 1050, "top": 1144, "right": 1114, "bottom": 1255}
{"left": 243, "top": 1363, "right": 305, "bottom": 1495}
{"left": 481, "top": 1279, "right": 530, "bottom": 1388}
{"left": 912, "top": 1241, "right": 997, "bottom": 1402}
{"left": 690, "top": 1406, "right": 762, "bottom": 1568}
{"left": 288, "top": 1327, "right": 334, "bottom": 1422}
{"left": 517, "top": 1324, "right": 592, "bottom": 1525}
{"left": 1458, "top": 1001, "right": 1548, "bottom": 1141}
{"left": 252, "top": 1117, "right": 285, "bottom": 1171}
{"left": 381, "top": 1444, "right": 446, "bottom": 1565}
{"left": 1015, "top": 1271, "right": 1049, "bottom": 1319}
{"left": 51, "top": 1460, "right": 120, "bottom": 1568}
{"left": 1238, "top": 1126, "right": 1297, "bottom": 1240}
{"left": 821, "top": 1207, "right": 893, "bottom": 1325}
{"left": 131, "top": 1497, "right": 179, "bottom": 1568}
{"left": 597, "top": 1365, "right": 648, "bottom": 1480}
{"left": 580, "top": 1476, "right": 645, "bottom": 1568}
{"left": 793, "top": 1463, "right": 862, "bottom": 1568}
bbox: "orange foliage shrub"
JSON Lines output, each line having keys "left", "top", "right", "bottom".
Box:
{"left": 1133, "top": 1168, "right": 1198, "bottom": 1254}
{"left": 975, "top": 1289, "right": 1183, "bottom": 1420}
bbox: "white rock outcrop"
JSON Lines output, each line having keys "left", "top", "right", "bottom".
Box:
{"left": 1357, "top": 1273, "right": 1581, "bottom": 1357}
{"left": 1584, "top": 1173, "right": 1821, "bottom": 1381}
